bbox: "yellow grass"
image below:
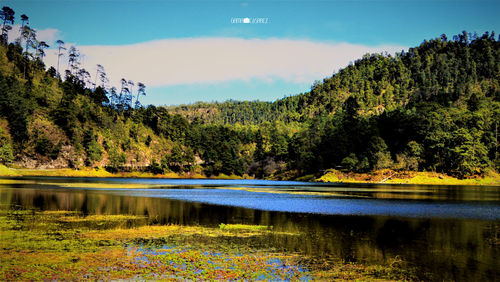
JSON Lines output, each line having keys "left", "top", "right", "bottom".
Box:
{"left": 0, "top": 165, "right": 20, "bottom": 176}
{"left": 0, "top": 166, "right": 225, "bottom": 180}
{"left": 17, "top": 167, "right": 114, "bottom": 177}
{"left": 392, "top": 171, "right": 499, "bottom": 185}
{"left": 318, "top": 169, "right": 500, "bottom": 186}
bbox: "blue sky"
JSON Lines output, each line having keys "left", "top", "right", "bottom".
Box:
{"left": 3, "top": 0, "right": 500, "bottom": 105}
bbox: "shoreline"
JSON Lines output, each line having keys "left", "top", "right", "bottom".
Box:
{"left": 1, "top": 165, "right": 499, "bottom": 186}
{"left": 0, "top": 165, "right": 250, "bottom": 180}
{"left": 316, "top": 169, "right": 500, "bottom": 186}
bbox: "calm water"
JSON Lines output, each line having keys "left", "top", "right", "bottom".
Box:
{"left": 1, "top": 176, "right": 499, "bottom": 281}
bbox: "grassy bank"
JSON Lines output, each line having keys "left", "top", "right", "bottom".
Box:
{"left": 317, "top": 169, "right": 500, "bottom": 186}
{"left": 0, "top": 165, "right": 250, "bottom": 180}
{"left": 0, "top": 209, "right": 411, "bottom": 281}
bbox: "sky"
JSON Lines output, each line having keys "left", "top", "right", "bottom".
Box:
{"left": 3, "top": 0, "right": 500, "bottom": 106}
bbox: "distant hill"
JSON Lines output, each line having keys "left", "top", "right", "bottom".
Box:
{"left": 169, "top": 31, "right": 499, "bottom": 126}
{"left": 165, "top": 31, "right": 500, "bottom": 177}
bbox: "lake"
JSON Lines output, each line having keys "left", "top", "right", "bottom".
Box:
{"left": 1, "top": 176, "right": 499, "bottom": 280}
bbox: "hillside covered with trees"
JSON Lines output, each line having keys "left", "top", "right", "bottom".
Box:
{"left": 167, "top": 31, "right": 500, "bottom": 178}
{"left": 0, "top": 6, "right": 498, "bottom": 179}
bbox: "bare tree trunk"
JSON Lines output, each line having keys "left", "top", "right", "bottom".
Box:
{"left": 57, "top": 49, "right": 61, "bottom": 76}
{"left": 94, "top": 69, "right": 99, "bottom": 91}
{"left": 496, "top": 122, "right": 498, "bottom": 166}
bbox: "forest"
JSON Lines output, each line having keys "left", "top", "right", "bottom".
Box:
{"left": 0, "top": 6, "right": 499, "bottom": 179}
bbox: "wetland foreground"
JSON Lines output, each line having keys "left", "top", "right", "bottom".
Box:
{"left": 1, "top": 177, "right": 500, "bottom": 280}
{"left": 0, "top": 210, "right": 407, "bottom": 280}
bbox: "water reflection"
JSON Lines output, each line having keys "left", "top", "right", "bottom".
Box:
{"left": 1, "top": 178, "right": 499, "bottom": 281}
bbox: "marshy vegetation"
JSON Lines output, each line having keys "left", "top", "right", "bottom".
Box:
{"left": 0, "top": 208, "right": 411, "bottom": 281}
{"left": 1, "top": 178, "right": 500, "bottom": 280}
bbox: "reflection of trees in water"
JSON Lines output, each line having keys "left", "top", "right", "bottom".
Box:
{"left": 1, "top": 187, "right": 499, "bottom": 281}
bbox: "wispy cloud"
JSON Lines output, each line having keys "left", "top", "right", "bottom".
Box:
{"left": 44, "top": 38, "right": 405, "bottom": 89}
{"left": 8, "top": 25, "right": 60, "bottom": 46}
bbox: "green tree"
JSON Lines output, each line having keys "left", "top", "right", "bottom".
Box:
{"left": 0, "top": 6, "right": 15, "bottom": 44}
{"left": 270, "top": 134, "right": 288, "bottom": 161}
{"left": 21, "top": 25, "right": 36, "bottom": 56}
{"left": 67, "top": 46, "right": 80, "bottom": 74}
{"left": 166, "top": 144, "right": 184, "bottom": 172}
{"left": 36, "top": 41, "right": 49, "bottom": 62}
{"left": 367, "top": 136, "right": 393, "bottom": 170}
{"left": 56, "top": 40, "right": 66, "bottom": 76}
{"left": 0, "top": 126, "right": 13, "bottom": 164}
{"left": 341, "top": 153, "right": 358, "bottom": 170}
{"left": 17, "top": 14, "right": 28, "bottom": 46}
{"left": 35, "top": 135, "right": 60, "bottom": 159}
{"left": 107, "top": 148, "right": 126, "bottom": 171}
{"left": 83, "top": 129, "right": 103, "bottom": 166}
{"left": 135, "top": 82, "right": 146, "bottom": 108}
{"left": 450, "top": 128, "right": 490, "bottom": 176}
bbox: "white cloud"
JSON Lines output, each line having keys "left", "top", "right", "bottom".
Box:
{"left": 44, "top": 38, "right": 405, "bottom": 89}
{"left": 8, "top": 25, "right": 60, "bottom": 46}
{"left": 36, "top": 28, "right": 60, "bottom": 44}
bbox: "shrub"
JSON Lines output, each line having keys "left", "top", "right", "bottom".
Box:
{"left": 341, "top": 153, "right": 359, "bottom": 170}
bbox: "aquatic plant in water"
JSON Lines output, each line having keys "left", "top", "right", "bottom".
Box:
{"left": 0, "top": 208, "right": 405, "bottom": 280}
